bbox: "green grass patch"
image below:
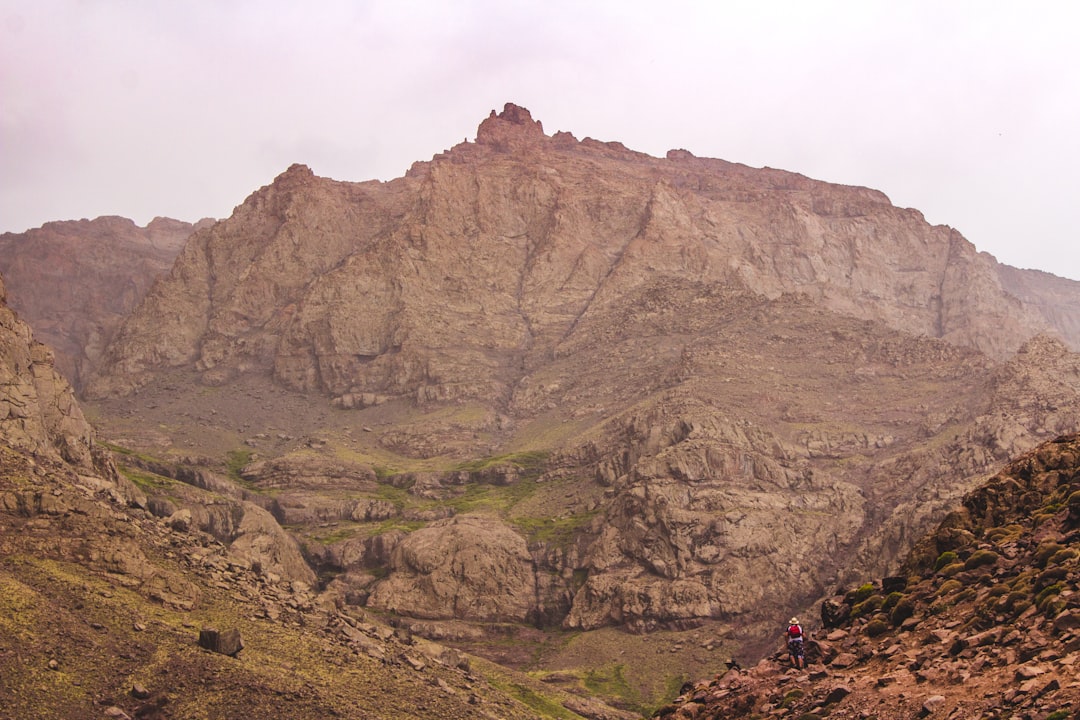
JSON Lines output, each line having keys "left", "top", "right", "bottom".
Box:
{"left": 583, "top": 663, "right": 635, "bottom": 699}
{"left": 364, "top": 519, "right": 427, "bottom": 538}
{"left": 225, "top": 449, "right": 254, "bottom": 482}
{"left": 444, "top": 478, "right": 538, "bottom": 516}
{"left": 309, "top": 524, "right": 362, "bottom": 545}
{"left": 99, "top": 441, "right": 164, "bottom": 465}
{"left": 99, "top": 440, "right": 135, "bottom": 456}
{"left": 512, "top": 510, "right": 598, "bottom": 548}
{"left": 117, "top": 466, "right": 174, "bottom": 491}
{"left": 454, "top": 450, "right": 550, "bottom": 477}
{"left": 498, "top": 682, "right": 579, "bottom": 719}
{"left": 373, "top": 465, "right": 401, "bottom": 481}
{"left": 370, "top": 482, "right": 412, "bottom": 509}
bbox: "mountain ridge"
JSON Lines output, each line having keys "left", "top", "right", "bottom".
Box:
{"left": 84, "top": 104, "right": 1077, "bottom": 402}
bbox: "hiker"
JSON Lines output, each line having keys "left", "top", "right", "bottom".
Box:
{"left": 786, "top": 617, "right": 805, "bottom": 669}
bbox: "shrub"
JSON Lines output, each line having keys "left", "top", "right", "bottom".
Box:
{"left": 1048, "top": 548, "right": 1078, "bottom": 565}
{"left": 852, "top": 594, "right": 885, "bottom": 617}
{"left": 935, "top": 579, "right": 963, "bottom": 597}
{"left": 1036, "top": 566, "right": 1068, "bottom": 591}
{"left": 1035, "top": 543, "right": 1065, "bottom": 567}
{"left": 1011, "top": 600, "right": 1032, "bottom": 617}
{"left": 1044, "top": 598, "right": 1068, "bottom": 617}
{"left": 934, "top": 551, "right": 959, "bottom": 571}
{"left": 954, "top": 588, "right": 977, "bottom": 603}
{"left": 865, "top": 618, "right": 889, "bottom": 637}
{"left": 882, "top": 591, "right": 905, "bottom": 612}
{"left": 890, "top": 597, "right": 915, "bottom": 625}
{"left": 998, "top": 591, "right": 1028, "bottom": 612}
{"left": 850, "top": 582, "right": 876, "bottom": 604}
{"left": 1009, "top": 571, "right": 1033, "bottom": 592}
{"left": 964, "top": 549, "right": 1000, "bottom": 570}
{"left": 780, "top": 689, "right": 805, "bottom": 708}
{"left": 1036, "top": 583, "right": 1064, "bottom": 611}
{"left": 985, "top": 524, "right": 1023, "bottom": 544}
{"left": 938, "top": 562, "right": 965, "bottom": 577}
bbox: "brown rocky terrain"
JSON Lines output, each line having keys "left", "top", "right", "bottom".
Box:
{"left": 4, "top": 104, "right": 1080, "bottom": 712}
{"left": 0, "top": 216, "right": 205, "bottom": 390}
{"left": 1, "top": 271, "right": 634, "bottom": 720}
{"left": 657, "top": 431, "right": 1080, "bottom": 719}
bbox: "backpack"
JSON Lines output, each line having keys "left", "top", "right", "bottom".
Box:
{"left": 787, "top": 624, "right": 803, "bottom": 640}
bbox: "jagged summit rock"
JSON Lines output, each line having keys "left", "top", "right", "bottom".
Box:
{"left": 475, "top": 102, "right": 547, "bottom": 149}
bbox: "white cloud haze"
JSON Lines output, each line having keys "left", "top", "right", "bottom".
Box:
{"left": 2, "top": 0, "right": 1078, "bottom": 280}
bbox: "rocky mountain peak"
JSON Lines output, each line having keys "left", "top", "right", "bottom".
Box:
{"left": 475, "top": 102, "right": 547, "bottom": 150}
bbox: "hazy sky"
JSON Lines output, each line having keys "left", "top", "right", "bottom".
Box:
{"left": 2, "top": 1, "right": 1078, "bottom": 281}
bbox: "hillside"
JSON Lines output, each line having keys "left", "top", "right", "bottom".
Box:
{"left": 658, "top": 431, "right": 1080, "bottom": 719}
{"left": 0, "top": 271, "right": 632, "bottom": 720}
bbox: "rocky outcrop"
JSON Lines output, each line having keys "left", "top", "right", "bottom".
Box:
{"left": 0, "top": 216, "right": 204, "bottom": 389}
{"left": 0, "top": 272, "right": 97, "bottom": 470}
{"left": 366, "top": 515, "right": 538, "bottom": 623}
{"left": 87, "top": 104, "right": 1069, "bottom": 401}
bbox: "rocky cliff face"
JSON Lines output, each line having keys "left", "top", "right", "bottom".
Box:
{"left": 997, "top": 261, "right": 1080, "bottom": 350}
{"left": 0, "top": 215, "right": 203, "bottom": 389}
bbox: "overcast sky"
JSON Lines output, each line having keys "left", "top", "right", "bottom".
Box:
{"left": 2, "top": 1, "right": 1078, "bottom": 281}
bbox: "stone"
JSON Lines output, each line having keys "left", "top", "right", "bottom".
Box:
{"left": 1015, "top": 664, "right": 1046, "bottom": 679}
{"left": 919, "top": 695, "right": 946, "bottom": 716}
{"left": 824, "top": 685, "right": 852, "bottom": 704}
{"left": 166, "top": 508, "right": 192, "bottom": 532}
{"left": 198, "top": 627, "right": 243, "bottom": 657}
{"left": 830, "top": 653, "right": 858, "bottom": 669}
{"left": 1053, "top": 609, "right": 1080, "bottom": 633}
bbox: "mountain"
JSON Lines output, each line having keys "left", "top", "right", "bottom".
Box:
{"left": 657, "top": 431, "right": 1080, "bottom": 719}
{"left": 0, "top": 216, "right": 206, "bottom": 390}
{"left": 4, "top": 103, "right": 1080, "bottom": 711}
{"left": 85, "top": 105, "right": 1079, "bottom": 402}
